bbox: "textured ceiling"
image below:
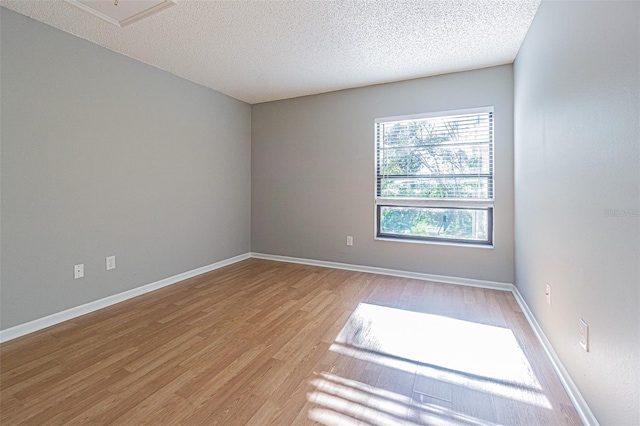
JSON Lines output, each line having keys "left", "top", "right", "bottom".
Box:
{"left": 0, "top": 0, "right": 541, "bottom": 104}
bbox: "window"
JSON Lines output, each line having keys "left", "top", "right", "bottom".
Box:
{"left": 375, "top": 107, "right": 494, "bottom": 245}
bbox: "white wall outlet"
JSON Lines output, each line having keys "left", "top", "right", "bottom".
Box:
{"left": 545, "top": 283, "right": 551, "bottom": 306}
{"left": 346, "top": 236, "right": 353, "bottom": 246}
{"left": 74, "top": 264, "right": 84, "bottom": 279}
{"left": 106, "top": 256, "right": 116, "bottom": 270}
{"left": 580, "top": 319, "right": 589, "bottom": 352}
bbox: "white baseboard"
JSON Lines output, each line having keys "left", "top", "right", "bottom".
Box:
{"left": 250, "top": 252, "right": 597, "bottom": 425}
{"left": 0, "top": 253, "right": 250, "bottom": 343}
{"left": 250, "top": 252, "right": 515, "bottom": 291}
{"left": 511, "top": 287, "right": 599, "bottom": 426}
{"left": 1, "top": 250, "right": 596, "bottom": 425}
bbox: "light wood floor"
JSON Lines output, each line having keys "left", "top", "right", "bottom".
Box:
{"left": 0, "top": 259, "right": 581, "bottom": 425}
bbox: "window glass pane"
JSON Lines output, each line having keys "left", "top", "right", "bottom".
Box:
{"left": 379, "top": 206, "right": 490, "bottom": 242}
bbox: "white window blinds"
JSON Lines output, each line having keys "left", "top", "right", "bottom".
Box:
{"left": 376, "top": 108, "right": 494, "bottom": 201}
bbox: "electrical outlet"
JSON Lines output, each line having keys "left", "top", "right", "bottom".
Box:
{"left": 346, "top": 236, "right": 353, "bottom": 246}
{"left": 580, "top": 319, "right": 589, "bottom": 352}
{"left": 545, "top": 283, "right": 551, "bottom": 306}
{"left": 106, "top": 256, "right": 116, "bottom": 270}
{"left": 74, "top": 264, "right": 84, "bottom": 279}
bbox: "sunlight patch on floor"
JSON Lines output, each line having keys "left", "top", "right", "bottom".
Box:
{"left": 309, "top": 302, "right": 553, "bottom": 425}
{"left": 308, "top": 372, "right": 500, "bottom": 426}
{"left": 330, "top": 303, "right": 550, "bottom": 407}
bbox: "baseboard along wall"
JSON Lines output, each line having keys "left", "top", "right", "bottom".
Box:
{"left": 0, "top": 251, "right": 597, "bottom": 425}
{"left": 0, "top": 253, "right": 251, "bottom": 343}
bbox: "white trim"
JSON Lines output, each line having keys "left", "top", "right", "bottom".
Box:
{"left": 250, "top": 252, "right": 513, "bottom": 291}
{"left": 0, "top": 253, "right": 250, "bottom": 343}
{"left": 511, "top": 287, "right": 599, "bottom": 426}
{"left": 1, "top": 250, "right": 597, "bottom": 425}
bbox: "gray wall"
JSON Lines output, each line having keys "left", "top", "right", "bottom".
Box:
{"left": 514, "top": 1, "right": 639, "bottom": 424}
{"left": 252, "top": 65, "right": 514, "bottom": 284}
{"left": 0, "top": 8, "right": 251, "bottom": 330}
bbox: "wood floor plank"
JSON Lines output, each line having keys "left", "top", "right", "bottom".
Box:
{"left": 245, "top": 398, "right": 281, "bottom": 426}
{"left": 0, "top": 259, "right": 581, "bottom": 425}
{"left": 19, "top": 370, "right": 130, "bottom": 426}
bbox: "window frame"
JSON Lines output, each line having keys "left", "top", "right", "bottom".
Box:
{"left": 374, "top": 106, "right": 495, "bottom": 247}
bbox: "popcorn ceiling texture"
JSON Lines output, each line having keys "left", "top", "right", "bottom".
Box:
{"left": 1, "top": 0, "right": 540, "bottom": 104}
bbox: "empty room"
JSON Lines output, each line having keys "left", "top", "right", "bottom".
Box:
{"left": 1, "top": 0, "right": 638, "bottom": 425}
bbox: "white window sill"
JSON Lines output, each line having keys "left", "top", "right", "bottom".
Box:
{"left": 374, "top": 236, "right": 495, "bottom": 249}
